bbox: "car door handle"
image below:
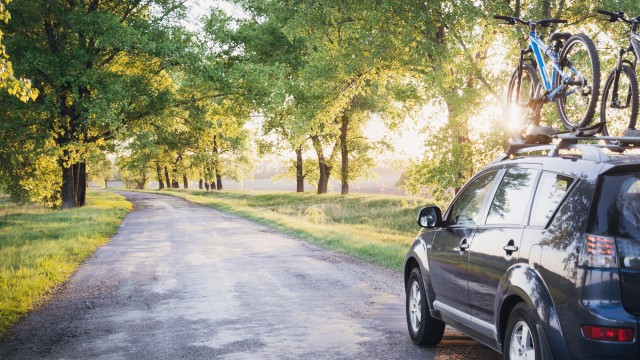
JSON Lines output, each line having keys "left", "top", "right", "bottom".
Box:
{"left": 458, "top": 238, "right": 470, "bottom": 254}
{"left": 503, "top": 239, "right": 519, "bottom": 255}
{"left": 503, "top": 245, "right": 519, "bottom": 252}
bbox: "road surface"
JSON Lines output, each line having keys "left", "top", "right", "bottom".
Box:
{"left": 0, "top": 191, "right": 501, "bottom": 359}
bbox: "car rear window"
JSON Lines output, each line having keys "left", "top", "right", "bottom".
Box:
{"left": 588, "top": 173, "right": 640, "bottom": 269}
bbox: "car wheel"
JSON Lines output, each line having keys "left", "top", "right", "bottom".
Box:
{"left": 406, "top": 267, "right": 445, "bottom": 345}
{"left": 504, "top": 303, "right": 541, "bottom": 360}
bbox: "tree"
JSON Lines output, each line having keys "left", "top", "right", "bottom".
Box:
{"left": 2, "top": 0, "right": 192, "bottom": 208}
{"left": 86, "top": 149, "right": 115, "bottom": 189}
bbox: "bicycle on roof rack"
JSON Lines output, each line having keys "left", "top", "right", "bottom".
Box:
{"left": 495, "top": 15, "right": 601, "bottom": 143}
{"left": 597, "top": 9, "right": 640, "bottom": 145}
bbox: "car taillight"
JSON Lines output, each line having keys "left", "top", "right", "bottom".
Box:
{"left": 579, "top": 234, "right": 617, "bottom": 268}
{"left": 582, "top": 325, "right": 634, "bottom": 342}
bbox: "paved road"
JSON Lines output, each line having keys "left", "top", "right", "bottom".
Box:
{"left": 0, "top": 192, "right": 501, "bottom": 359}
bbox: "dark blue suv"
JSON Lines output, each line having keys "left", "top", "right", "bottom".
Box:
{"left": 404, "top": 140, "right": 640, "bottom": 359}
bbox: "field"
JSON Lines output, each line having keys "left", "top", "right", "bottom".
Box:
{"left": 0, "top": 192, "right": 130, "bottom": 335}
{"left": 158, "top": 189, "right": 440, "bottom": 271}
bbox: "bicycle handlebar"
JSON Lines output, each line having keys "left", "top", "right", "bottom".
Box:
{"left": 597, "top": 9, "right": 640, "bottom": 25}
{"left": 493, "top": 15, "right": 566, "bottom": 28}
{"left": 537, "top": 19, "right": 568, "bottom": 27}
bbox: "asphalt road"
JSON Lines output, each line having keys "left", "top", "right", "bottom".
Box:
{"left": 0, "top": 191, "right": 501, "bottom": 360}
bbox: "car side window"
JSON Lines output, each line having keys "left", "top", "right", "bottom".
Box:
{"left": 448, "top": 171, "right": 497, "bottom": 226}
{"left": 529, "top": 172, "right": 575, "bottom": 227}
{"left": 486, "top": 167, "right": 538, "bottom": 225}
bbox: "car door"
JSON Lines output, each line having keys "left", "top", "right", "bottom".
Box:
{"left": 429, "top": 170, "right": 500, "bottom": 320}
{"left": 467, "top": 165, "right": 540, "bottom": 328}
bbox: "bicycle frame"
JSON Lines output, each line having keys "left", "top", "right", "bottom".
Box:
{"left": 524, "top": 31, "right": 573, "bottom": 102}
{"left": 611, "top": 23, "right": 640, "bottom": 105}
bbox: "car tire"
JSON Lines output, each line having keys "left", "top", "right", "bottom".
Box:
{"left": 504, "top": 303, "right": 542, "bottom": 360}
{"left": 406, "top": 267, "right": 445, "bottom": 346}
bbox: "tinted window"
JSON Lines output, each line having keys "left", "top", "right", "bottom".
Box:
{"left": 448, "top": 171, "right": 497, "bottom": 226}
{"left": 529, "top": 172, "right": 575, "bottom": 227}
{"left": 589, "top": 173, "right": 640, "bottom": 270}
{"left": 589, "top": 173, "right": 640, "bottom": 240}
{"left": 486, "top": 167, "right": 538, "bottom": 225}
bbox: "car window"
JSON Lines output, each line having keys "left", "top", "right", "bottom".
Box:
{"left": 529, "top": 172, "right": 575, "bottom": 227}
{"left": 486, "top": 167, "right": 538, "bottom": 225}
{"left": 448, "top": 171, "right": 497, "bottom": 226}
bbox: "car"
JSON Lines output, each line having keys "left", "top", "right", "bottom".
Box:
{"left": 404, "top": 137, "right": 640, "bottom": 359}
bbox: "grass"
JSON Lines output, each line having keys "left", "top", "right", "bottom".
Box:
{"left": 156, "top": 189, "right": 439, "bottom": 271}
{"left": 0, "top": 191, "right": 131, "bottom": 335}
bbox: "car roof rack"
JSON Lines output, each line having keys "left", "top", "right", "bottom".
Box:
{"left": 493, "top": 134, "right": 640, "bottom": 164}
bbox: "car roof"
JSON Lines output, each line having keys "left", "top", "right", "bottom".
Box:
{"left": 489, "top": 143, "right": 640, "bottom": 177}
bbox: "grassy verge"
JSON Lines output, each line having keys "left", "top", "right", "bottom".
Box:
{"left": 157, "top": 189, "right": 438, "bottom": 271}
{"left": 0, "top": 191, "right": 131, "bottom": 335}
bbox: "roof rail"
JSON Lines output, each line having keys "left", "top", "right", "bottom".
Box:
{"left": 493, "top": 141, "right": 610, "bottom": 163}
{"left": 494, "top": 134, "right": 640, "bottom": 164}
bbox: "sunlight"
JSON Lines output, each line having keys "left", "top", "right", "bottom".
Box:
{"left": 364, "top": 105, "right": 448, "bottom": 161}
{"left": 507, "top": 103, "right": 525, "bottom": 132}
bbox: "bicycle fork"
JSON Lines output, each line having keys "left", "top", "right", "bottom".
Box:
{"left": 610, "top": 48, "right": 628, "bottom": 107}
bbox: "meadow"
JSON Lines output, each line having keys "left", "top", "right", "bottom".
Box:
{"left": 0, "top": 192, "right": 130, "bottom": 335}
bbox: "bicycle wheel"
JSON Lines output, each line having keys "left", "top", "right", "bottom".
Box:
{"left": 601, "top": 65, "right": 639, "bottom": 143}
{"left": 507, "top": 61, "right": 539, "bottom": 142}
{"left": 554, "top": 33, "right": 601, "bottom": 130}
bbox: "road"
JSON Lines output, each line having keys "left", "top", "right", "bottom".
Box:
{"left": 0, "top": 191, "right": 501, "bottom": 359}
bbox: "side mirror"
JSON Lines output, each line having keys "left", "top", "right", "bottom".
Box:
{"left": 417, "top": 206, "right": 443, "bottom": 228}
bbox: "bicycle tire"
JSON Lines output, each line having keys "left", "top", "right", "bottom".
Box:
{"left": 554, "top": 33, "right": 601, "bottom": 130}
{"left": 601, "top": 64, "right": 639, "bottom": 143}
{"left": 507, "top": 61, "right": 539, "bottom": 142}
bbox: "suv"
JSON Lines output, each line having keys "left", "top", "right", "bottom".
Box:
{"left": 404, "top": 139, "right": 640, "bottom": 359}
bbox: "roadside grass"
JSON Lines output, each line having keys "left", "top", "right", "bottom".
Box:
{"left": 0, "top": 191, "right": 131, "bottom": 335}
{"left": 157, "top": 189, "right": 439, "bottom": 271}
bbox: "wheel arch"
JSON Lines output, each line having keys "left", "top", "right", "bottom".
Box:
{"left": 497, "top": 264, "right": 571, "bottom": 359}
{"left": 403, "top": 236, "right": 436, "bottom": 309}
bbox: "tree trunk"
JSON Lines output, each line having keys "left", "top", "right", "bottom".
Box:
{"left": 205, "top": 182, "right": 210, "bottom": 191}
{"left": 78, "top": 162, "right": 86, "bottom": 206}
{"left": 199, "top": 179, "right": 203, "bottom": 190}
{"left": 60, "top": 160, "right": 86, "bottom": 209}
{"left": 172, "top": 167, "right": 179, "bottom": 188}
{"left": 104, "top": 180, "right": 108, "bottom": 189}
{"left": 156, "top": 163, "right": 164, "bottom": 189}
{"left": 295, "top": 146, "right": 304, "bottom": 193}
{"left": 216, "top": 175, "right": 223, "bottom": 190}
{"left": 164, "top": 166, "right": 170, "bottom": 190}
{"left": 210, "top": 182, "right": 216, "bottom": 190}
{"left": 61, "top": 163, "right": 76, "bottom": 209}
{"left": 183, "top": 174, "right": 188, "bottom": 189}
{"left": 311, "top": 135, "right": 331, "bottom": 194}
{"left": 339, "top": 114, "right": 349, "bottom": 195}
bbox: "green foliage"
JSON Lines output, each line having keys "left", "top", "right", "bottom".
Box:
{"left": 0, "top": 0, "right": 194, "bottom": 206}
{"left": 0, "top": 191, "right": 130, "bottom": 334}
{"left": 0, "top": 0, "right": 38, "bottom": 102}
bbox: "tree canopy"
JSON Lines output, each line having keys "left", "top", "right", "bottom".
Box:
{"left": 2, "top": 0, "right": 640, "bottom": 206}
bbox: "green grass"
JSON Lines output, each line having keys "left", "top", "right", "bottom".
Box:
{"left": 157, "top": 189, "right": 439, "bottom": 271}
{"left": 0, "top": 191, "right": 131, "bottom": 335}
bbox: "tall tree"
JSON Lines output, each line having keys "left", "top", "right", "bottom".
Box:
{"left": 2, "top": 0, "right": 192, "bottom": 208}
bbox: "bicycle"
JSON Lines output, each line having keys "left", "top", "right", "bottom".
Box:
{"left": 597, "top": 9, "right": 640, "bottom": 143}
{"left": 495, "top": 15, "right": 601, "bottom": 143}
